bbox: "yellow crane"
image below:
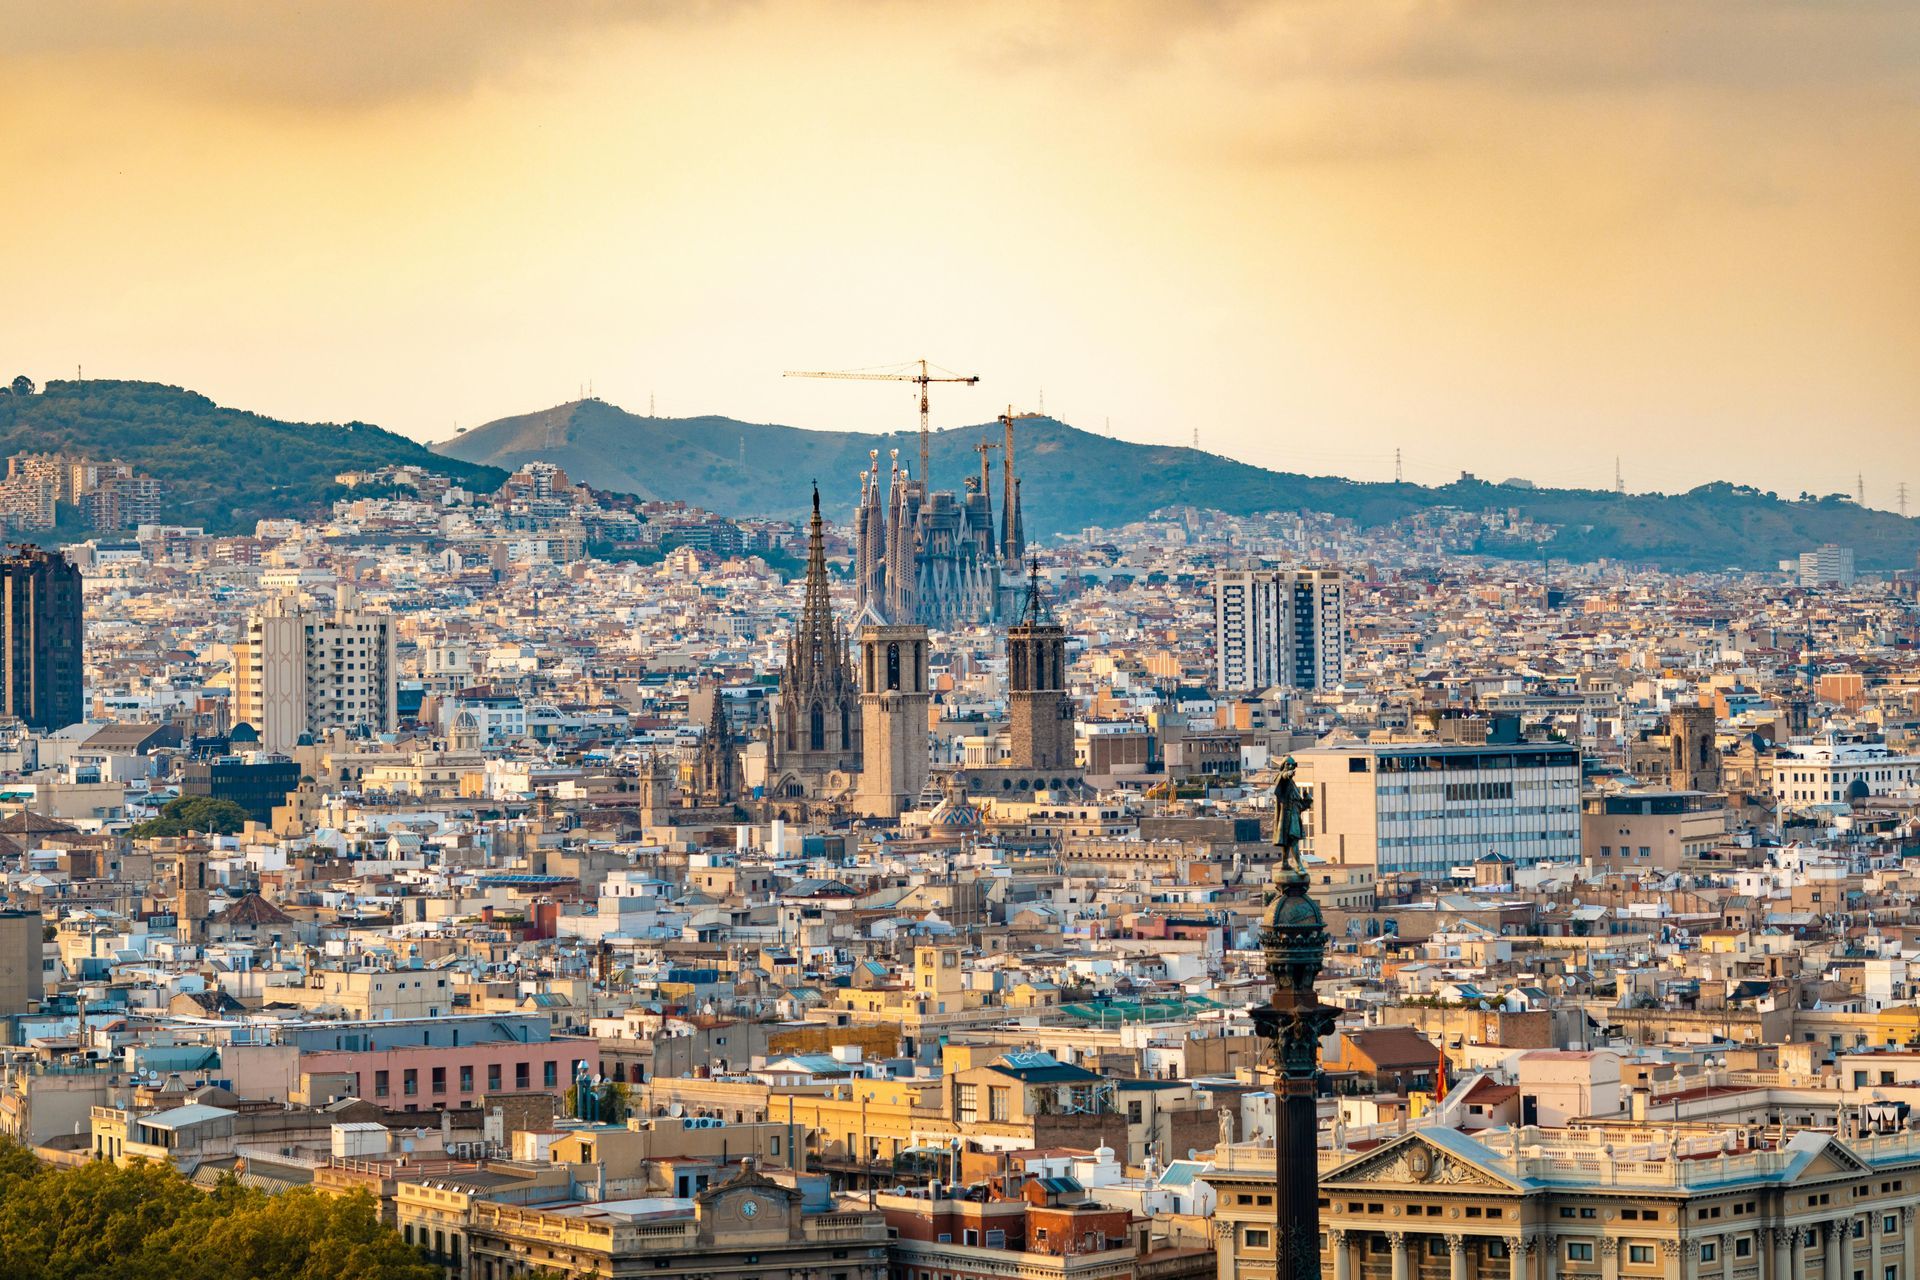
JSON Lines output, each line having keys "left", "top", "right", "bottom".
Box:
{"left": 784, "top": 359, "right": 980, "bottom": 487}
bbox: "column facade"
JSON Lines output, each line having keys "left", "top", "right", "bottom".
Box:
{"left": 1391, "top": 1232, "right": 1409, "bottom": 1280}
{"left": 1448, "top": 1235, "right": 1468, "bottom": 1280}
{"left": 1332, "top": 1229, "right": 1351, "bottom": 1280}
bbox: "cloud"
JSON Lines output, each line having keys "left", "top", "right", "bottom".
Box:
{"left": 2, "top": 0, "right": 754, "bottom": 109}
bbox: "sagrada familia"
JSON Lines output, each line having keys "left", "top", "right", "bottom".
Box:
{"left": 850, "top": 414, "right": 1033, "bottom": 629}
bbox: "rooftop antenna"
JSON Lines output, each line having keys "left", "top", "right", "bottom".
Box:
{"left": 1899, "top": 482, "right": 1910, "bottom": 519}
{"left": 1395, "top": 448, "right": 1403, "bottom": 484}
{"left": 1615, "top": 457, "right": 1625, "bottom": 495}
{"left": 1857, "top": 472, "right": 1865, "bottom": 505}
{"left": 1192, "top": 426, "right": 1199, "bottom": 450}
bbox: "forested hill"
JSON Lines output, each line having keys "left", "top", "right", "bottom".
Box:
{"left": 437, "top": 396, "right": 1920, "bottom": 572}
{"left": 0, "top": 380, "right": 505, "bottom": 535}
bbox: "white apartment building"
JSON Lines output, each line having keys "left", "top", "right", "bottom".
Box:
{"left": 232, "top": 586, "right": 398, "bottom": 754}
{"left": 1799, "top": 543, "right": 1856, "bottom": 587}
{"left": 1773, "top": 737, "right": 1920, "bottom": 810}
{"left": 1212, "top": 566, "right": 1345, "bottom": 693}
{"left": 1295, "top": 741, "right": 1583, "bottom": 876}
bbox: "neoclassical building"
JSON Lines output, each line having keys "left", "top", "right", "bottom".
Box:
{"left": 1209, "top": 1124, "right": 1920, "bottom": 1280}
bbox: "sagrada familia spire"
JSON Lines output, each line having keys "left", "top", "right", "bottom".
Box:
{"left": 852, "top": 413, "right": 1034, "bottom": 629}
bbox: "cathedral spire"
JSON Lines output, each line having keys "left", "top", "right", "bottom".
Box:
{"left": 798, "top": 483, "right": 832, "bottom": 668}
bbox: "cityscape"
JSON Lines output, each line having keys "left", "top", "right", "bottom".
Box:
{"left": 4, "top": 6, "right": 1920, "bottom": 1280}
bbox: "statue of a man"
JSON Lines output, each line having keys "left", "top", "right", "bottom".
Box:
{"left": 1218, "top": 1106, "right": 1235, "bottom": 1149}
{"left": 1272, "top": 756, "right": 1312, "bottom": 873}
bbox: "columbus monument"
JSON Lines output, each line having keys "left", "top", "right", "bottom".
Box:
{"left": 1250, "top": 757, "right": 1341, "bottom": 1280}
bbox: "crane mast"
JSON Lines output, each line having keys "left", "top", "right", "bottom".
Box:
{"left": 784, "top": 359, "right": 980, "bottom": 485}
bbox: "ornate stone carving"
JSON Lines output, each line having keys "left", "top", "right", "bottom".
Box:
{"left": 1600, "top": 1239, "right": 1620, "bottom": 1258}
{"left": 1346, "top": 1144, "right": 1502, "bottom": 1189}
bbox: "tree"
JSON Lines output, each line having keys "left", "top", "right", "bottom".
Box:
{"left": 9, "top": 376, "right": 32, "bottom": 397}
{"left": 129, "top": 795, "right": 252, "bottom": 838}
{"left": 0, "top": 1144, "right": 435, "bottom": 1280}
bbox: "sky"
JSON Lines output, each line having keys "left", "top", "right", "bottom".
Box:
{"left": 4, "top": 1, "right": 1919, "bottom": 505}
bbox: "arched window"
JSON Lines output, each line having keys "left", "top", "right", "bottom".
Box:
{"left": 809, "top": 703, "right": 825, "bottom": 751}
{"left": 887, "top": 642, "right": 901, "bottom": 691}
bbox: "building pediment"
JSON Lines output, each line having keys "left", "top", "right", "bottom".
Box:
{"left": 1325, "top": 1132, "right": 1517, "bottom": 1192}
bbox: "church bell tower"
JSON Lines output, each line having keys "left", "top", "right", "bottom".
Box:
{"left": 855, "top": 623, "right": 930, "bottom": 818}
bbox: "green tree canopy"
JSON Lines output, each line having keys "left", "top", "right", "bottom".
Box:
{"left": 0, "top": 1143, "right": 434, "bottom": 1280}
{"left": 130, "top": 795, "right": 252, "bottom": 838}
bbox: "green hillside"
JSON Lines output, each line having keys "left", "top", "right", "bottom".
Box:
{"left": 0, "top": 379, "right": 506, "bottom": 536}
{"left": 438, "top": 398, "right": 1920, "bottom": 572}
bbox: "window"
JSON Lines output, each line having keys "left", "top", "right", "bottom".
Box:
{"left": 403, "top": 1069, "right": 418, "bottom": 1096}
{"left": 1737, "top": 1238, "right": 1752, "bottom": 1258}
{"left": 374, "top": 1070, "right": 390, "bottom": 1098}
{"left": 1246, "top": 1229, "right": 1271, "bottom": 1250}
{"left": 1889, "top": 1217, "right": 1902, "bottom": 1235}
{"left": 1489, "top": 1242, "right": 1509, "bottom": 1259}
{"left": 431, "top": 1067, "right": 446, "bottom": 1094}
{"left": 1569, "top": 1243, "right": 1595, "bottom": 1262}
{"left": 515, "top": 1063, "right": 530, "bottom": 1090}
{"left": 1428, "top": 1239, "right": 1447, "bottom": 1257}
{"left": 1700, "top": 1243, "right": 1718, "bottom": 1262}
{"left": 543, "top": 1061, "right": 558, "bottom": 1088}
{"left": 487, "top": 1064, "right": 501, "bottom": 1091}
{"left": 1631, "top": 1247, "right": 1655, "bottom": 1265}
{"left": 460, "top": 1066, "right": 473, "bottom": 1093}
{"left": 988, "top": 1087, "right": 1009, "bottom": 1122}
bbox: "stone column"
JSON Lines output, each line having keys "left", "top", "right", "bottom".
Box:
{"left": 1332, "top": 1228, "right": 1351, "bottom": 1280}
{"left": 1827, "top": 1221, "right": 1847, "bottom": 1280}
{"left": 1544, "top": 1235, "right": 1560, "bottom": 1280}
{"left": 1903, "top": 1207, "right": 1917, "bottom": 1280}
{"left": 1391, "top": 1232, "right": 1410, "bottom": 1280}
{"left": 1449, "top": 1235, "right": 1468, "bottom": 1280}
{"left": 1513, "top": 1236, "right": 1535, "bottom": 1280}
{"left": 1602, "top": 1237, "right": 1621, "bottom": 1280}
{"left": 1211, "top": 1217, "right": 1235, "bottom": 1279}
{"left": 1663, "top": 1238, "right": 1684, "bottom": 1280}
{"left": 1793, "top": 1227, "right": 1807, "bottom": 1280}
{"left": 1773, "top": 1227, "right": 1793, "bottom": 1280}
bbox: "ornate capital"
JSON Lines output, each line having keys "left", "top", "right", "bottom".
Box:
{"left": 1447, "top": 1235, "right": 1467, "bottom": 1255}
{"left": 1662, "top": 1240, "right": 1683, "bottom": 1259}
{"left": 1331, "top": 1229, "right": 1350, "bottom": 1248}
{"left": 1514, "top": 1237, "right": 1537, "bottom": 1258}
{"left": 1211, "top": 1219, "right": 1234, "bottom": 1243}
{"left": 1387, "top": 1232, "right": 1407, "bottom": 1250}
{"left": 1600, "top": 1239, "right": 1619, "bottom": 1258}
{"left": 1905, "top": 1207, "right": 1917, "bottom": 1226}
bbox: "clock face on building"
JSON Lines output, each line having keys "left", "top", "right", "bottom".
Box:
{"left": 740, "top": 1198, "right": 759, "bottom": 1218}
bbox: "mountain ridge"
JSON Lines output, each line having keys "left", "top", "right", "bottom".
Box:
{"left": 436, "top": 397, "right": 1920, "bottom": 572}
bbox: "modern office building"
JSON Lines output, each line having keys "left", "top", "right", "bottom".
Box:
{"left": 232, "top": 586, "right": 397, "bottom": 754}
{"left": 1213, "top": 567, "right": 1346, "bottom": 693}
{"left": 1, "top": 545, "right": 84, "bottom": 730}
{"left": 1799, "top": 544, "right": 1856, "bottom": 587}
{"left": 1294, "top": 741, "right": 1582, "bottom": 876}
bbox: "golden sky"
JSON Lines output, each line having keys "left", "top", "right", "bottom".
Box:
{"left": 4, "top": 1, "right": 1919, "bottom": 500}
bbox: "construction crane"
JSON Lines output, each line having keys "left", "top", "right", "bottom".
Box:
{"left": 784, "top": 359, "right": 980, "bottom": 487}
{"left": 997, "top": 406, "right": 1045, "bottom": 561}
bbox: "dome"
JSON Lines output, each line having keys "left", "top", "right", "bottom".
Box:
{"left": 927, "top": 776, "right": 982, "bottom": 829}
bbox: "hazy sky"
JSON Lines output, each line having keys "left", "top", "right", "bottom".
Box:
{"left": 5, "top": 1, "right": 1919, "bottom": 503}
